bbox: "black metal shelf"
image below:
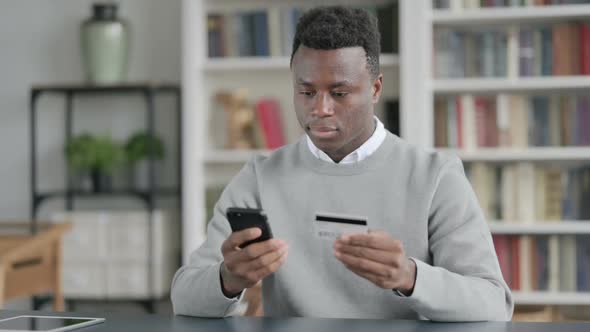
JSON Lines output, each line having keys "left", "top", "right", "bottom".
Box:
{"left": 32, "top": 188, "right": 181, "bottom": 211}
{"left": 29, "top": 82, "right": 182, "bottom": 314}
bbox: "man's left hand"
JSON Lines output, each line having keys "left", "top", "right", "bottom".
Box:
{"left": 333, "top": 230, "right": 417, "bottom": 295}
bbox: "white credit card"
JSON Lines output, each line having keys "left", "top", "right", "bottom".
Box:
{"left": 314, "top": 212, "right": 368, "bottom": 240}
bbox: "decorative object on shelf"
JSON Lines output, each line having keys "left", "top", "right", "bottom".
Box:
{"left": 215, "top": 89, "right": 257, "bottom": 149}
{"left": 124, "top": 131, "right": 165, "bottom": 190}
{"left": 81, "top": 2, "right": 130, "bottom": 84}
{"left": 64, "top": 133, "right": 125, "bottom": 192}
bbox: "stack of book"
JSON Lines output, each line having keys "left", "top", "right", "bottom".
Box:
{"left": 435, "top": 0, "right": 590, "bottom": 10}
{"left": 465, "top": 162, "right": 590, "bottom": 221}
{"left": 493, "top": 234, "right": 590, "bottom": 292}
{"left": 207, "top": 4, "right": 398, "bottom": 58}
{"left": 434, "top": 23, "right": 590, "bottom": 78}
{"left": 434, "top": 94, "right": 590, "bottom": 149}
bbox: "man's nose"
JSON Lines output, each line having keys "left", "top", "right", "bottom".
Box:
{"left": 312, "top": 93, "right": 334, "bottom": 117}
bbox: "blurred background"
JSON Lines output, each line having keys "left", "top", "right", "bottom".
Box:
{"left": 0, "top": 0, "right": 589, "bottom": 323}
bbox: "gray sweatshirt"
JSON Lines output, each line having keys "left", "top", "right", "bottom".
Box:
{"left": 171, "top": 132, "right": 514, "bottom": 321}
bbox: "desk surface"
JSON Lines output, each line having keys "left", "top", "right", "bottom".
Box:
{"left": 0, "top": 310, "right": 589, "bottom": 332}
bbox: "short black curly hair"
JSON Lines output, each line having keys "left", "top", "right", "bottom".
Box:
{"left": 290, "top": 6, "right": 381, "bottom": 78}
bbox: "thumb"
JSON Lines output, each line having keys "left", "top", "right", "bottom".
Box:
{"left": 368, "top": 229, "right": 388, "bottom": 237}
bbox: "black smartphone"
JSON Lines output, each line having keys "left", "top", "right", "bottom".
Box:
{"left": 226, "top": 207, "right": 273, "bottom": 248}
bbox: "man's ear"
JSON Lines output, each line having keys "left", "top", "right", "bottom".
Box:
{"left": 372, "top": 74, "right": 383, "bottom": 104}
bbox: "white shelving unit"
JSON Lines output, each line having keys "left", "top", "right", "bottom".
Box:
{"left": 205, "top": 54, "right": 399, "bottom": 72}
{"left": 182, "top": 0, "right": 401, "bottom": 262}
{"left": 401, "top": 2, "right": 590, "bottom": 308}
{"left": 513, "top": 292, "right": 590, "bottom": 306}
{"left": 432, "top": 4, "right": 590, "bottom": 26}
{"left": 488, "top": 222, "right": 590, "bottom": 235}
{"left": 184, "top": 0, "right": 590, "bottom": 310}
{"left": 437, "top": 147, "right": 590, "bottom": 162}
{"left": 433, "top": 77, "right": 590, "bottom": 94}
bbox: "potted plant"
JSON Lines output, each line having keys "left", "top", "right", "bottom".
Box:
{"left": 65, "top": 133, "right": 125, "bottom": 192}
{"left": 124, "top": 131, "right": 165, "bottom": 190}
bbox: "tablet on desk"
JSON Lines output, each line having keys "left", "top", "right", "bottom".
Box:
{"left": 0, "top": 315, "right": 104, "bottom": 332}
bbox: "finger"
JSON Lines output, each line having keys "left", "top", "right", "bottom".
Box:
{"left": 248, "top": 243, "right": 289, "bottom": 270}
{"left": 334, "top": 243, "right": 401, "bottom": 267}
{"left": 334, "top": 255, "right": 396, "bottom": 289}
{"left": 334, "top": 251, "right": 394, "bottom": 279}
{"left": 250, "top": 250, "right": 289, "bottom": 280}
{"left": 338, "top": 233, "right": 402, "bottom": 252}
{"left": 222, "top": 228, "right": 262, "bottom": 253}
{"left": 368, "top": 229, "right": 389, "bottom": 237}
{"left": 237, "top": 238, "right": 287, "bottom": 260}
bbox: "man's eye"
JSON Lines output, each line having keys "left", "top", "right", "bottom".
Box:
{"left": 300, "top": 91, "right": 315, "bottom": 97}
{"left": 332, "top": 92, "right": 348, "bottom": 97}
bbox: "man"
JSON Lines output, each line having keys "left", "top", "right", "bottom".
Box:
{"left": 171, "top": 6, "right": 513, "bottom": 321}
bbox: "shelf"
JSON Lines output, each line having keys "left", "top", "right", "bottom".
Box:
{"left": 489, "top": 221, "right": 590, "bottom": 235}
{"left": 433, "top": 77, "right": 590, "bottom": 94}
{"left": 205, "top": 149, "right": 271, "bottom": 163}
{"left": 432, "top": 4, "right": 590, "bottom": 27}
{"left": 33, "top": 188, "right": 180, "bottom": 207}
{"left": 204, "top": 54, "right": 399, "bottom": 72}
{"left": 512, "top": 292, "right": 590, "bottom": 306}
{"left": 205, "top": 147, "right": 590, "bottom": 164}
{"left": 437, "top": 147, "right": 590, "bottom": 162}
{"left": 31, "top": 82, "right": 180, "bottom": 94}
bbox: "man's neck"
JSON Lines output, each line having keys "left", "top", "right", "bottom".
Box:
{"left": 324, "top": 119, "right": 377, "bottom": 163}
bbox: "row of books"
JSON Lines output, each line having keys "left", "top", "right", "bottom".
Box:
{"left": 208, "top": 10, "right": 287, "bottom": 57}
{"left": 465, "top": 163, "right": 590, "bottom": 221}
{"left": 434, "top": 23, "right": 590, "bottom": 78}
{"left": 207, "top": 4, "right": 398, "bottom": 58}
{"left": 493, "top": 235, "right": 590, "bottom": 292}
{"left": 434, "top": 94, "right": 590, "bottom": 149}
{"left": 435, "top": 0, "right": 590, "bottom": 10}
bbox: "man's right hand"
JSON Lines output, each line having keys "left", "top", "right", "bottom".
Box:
{"left": 220, "top": 228, "right": 289, "bottom": 297}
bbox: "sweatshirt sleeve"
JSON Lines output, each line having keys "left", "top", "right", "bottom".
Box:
{"left": 171, "top": 158, "right": 261, "bottom": 317}
{"left": 401, "top": 157, "right": 514, "bottom": 321}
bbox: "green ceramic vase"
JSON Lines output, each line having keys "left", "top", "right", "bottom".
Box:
{"left": 81, "top": 3, "right": 129, "bottom": 84}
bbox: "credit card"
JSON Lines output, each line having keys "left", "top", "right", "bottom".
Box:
{"left": 314, "top": 212, "right": 368, "bottom": 240}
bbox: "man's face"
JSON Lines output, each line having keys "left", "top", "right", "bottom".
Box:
{"left": 291, "top": 46, "right": 382, "bottom": 162}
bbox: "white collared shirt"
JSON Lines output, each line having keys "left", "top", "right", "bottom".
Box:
{"left": 306, "top": 116, "right": 386, "bottom": 164}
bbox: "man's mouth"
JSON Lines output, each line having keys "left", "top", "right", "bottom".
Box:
{"left": 308, "top": 126, "right": 338, "bottom": 139}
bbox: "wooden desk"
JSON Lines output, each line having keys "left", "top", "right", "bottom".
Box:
{"left": 0, "top": 223, "right": 72, "bottom": 310}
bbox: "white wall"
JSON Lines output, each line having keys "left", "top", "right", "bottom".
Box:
{"left": 0, "top": 0, "right": 181, "bottom": 220}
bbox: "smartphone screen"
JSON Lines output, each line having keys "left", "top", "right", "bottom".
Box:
{"left": 226, "top": 207, "right": 273, "bottom": 248}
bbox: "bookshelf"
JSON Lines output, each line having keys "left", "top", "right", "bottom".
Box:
{"left": 512, "top": 292, "right": 590, "bottom": 306}
{"left": 184, "top": 0, "right": 590, "bottom": 312}
{"left": 489, "top": 222, "right": 590, "bottom": 235}
{"left": 182, "top": 0, "right": 400, "bottom": 262}
{"left": 205, "top": 54, "right": 399, "bottom": 71}
{"left": 432, "top": 4, "right": 590, "bottom": 26}
{"left": 438, "top": 147, "right": 590, "bottom": 162}
{"left": 433, "top": 77, "right": 590, "bottom": 94}
{"left": 404, "top": 1, "right": 590, "bottom": 309}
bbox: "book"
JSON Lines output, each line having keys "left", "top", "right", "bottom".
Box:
{"left": 576, "top": 235, "right": 590, "bottom": 291}
{"left": 494, "top": 235, "right": 513, "bottom": 288}
{"left": 207, "top": 14, "right": 225, "bottom": 58}
{"left": 560, "top": 235, "right": 577, "bottom": 291}
{"left": 252, "top": 11, "right": 270, "bottom": 56}
{"left": 519, "top": 27, "right": 535, "bottom": 76}
{"left": 548, "top": 235, "right": 560, "bottom": 291}
{"left": 460, "top": 95, "right": 477, "bottom": 150}
{"left": 255, "top": 98, "right": 286, "bottom": 149}
{"left": 581, "top": 23, "right": 590, "bottom": 75}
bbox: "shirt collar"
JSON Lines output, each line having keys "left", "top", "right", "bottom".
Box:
{"left": 306, "top": 116, "right": 386, "bottom": 164}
